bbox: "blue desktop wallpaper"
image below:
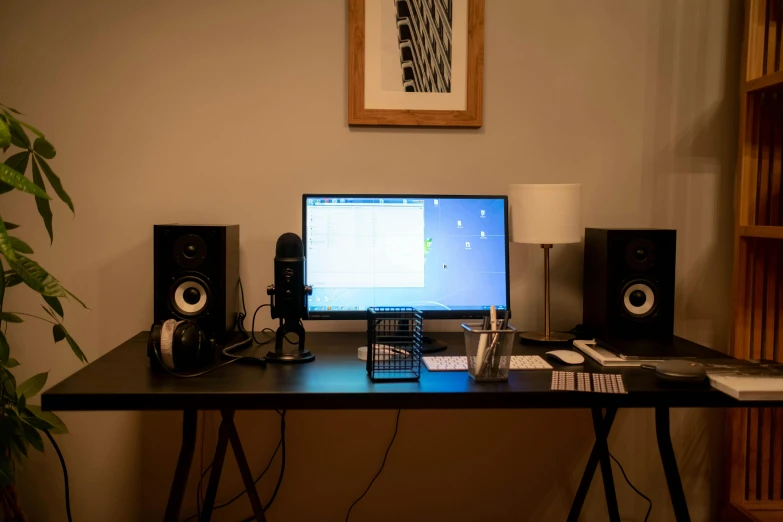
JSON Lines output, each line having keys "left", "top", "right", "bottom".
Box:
{"left": 304, "top": 196, "right": 508, "bottom": 314}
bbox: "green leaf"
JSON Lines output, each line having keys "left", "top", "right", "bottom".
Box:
{"left": 52, "top": 324, "right": 65, "bottom": 343}
{"left": 7, "top": 118, "right": 29, "bottom": 149}
{"left": 36, "top": 157, "right": 72, "bottom": 213}
{"left": 25, "top": 405, "right": 67, "bottom": 434}
{"left": 21, "top": 422, "right": 43, "bottom": 453}
{"left": 0, "top": 456, "right": 14, "bottom": 485}
{"left": 0, "top": 118, "right": 9, "bottom": 150}
{"left": 1, "top": 106, "right": 22, "bottom": 115}
{"left": 0, "top": 313, "right": 22, "bottom": 323}
{"left": 0, "top": 260, "right": 5, "bottom": 313}
{"left": 16, "top": 393, "right": 25, "bottom": 412}
{"left": 0, "top": 163, "right": 50, "bottom": 199}
{"left": 4, "top": 359, "right": 16, "bottom": 369}
{"left": 0, "top": 152, "right": 28, "bottom": 195}
{"left": 4, "top": 272, "right": 21, "bottom": 288}
{"left": 64, "top": 330, "right": 86, "bottom": 363}
{"left": 1, "top": 368, "right": 16, "bottom": 401}
{"left": 2, "top": 223, "right": 18, "bottom": 231}
{"left": 0, "top": 416, "right": 28, "bottom": 461}
{"left": 0, "top": 217, "right": 17, "bottom": 263}
{"left": 0, "top": 333, "right": 8, "bottom": 364}
{"left": 44, "top": 296, "right": 63, "bottom": 318}
{"left": 31, "top": 160, "right": 53, "bottom": 243}
{"left": 7, "top": 255, "right": 68, "bottom": 299}
{"left": 32, "top": 138, "right": 55, "bottom": 159}
{"left": 3, "top": 152, "right": 28, "bottom": 177}
{"left": 64, "top": 287, "right": 87, "bottom": 309}
{"left": 8, "top": 237, "right": 32, "bottom": 254}
{"left": 17, "top": 372, "right": 47, "bottom": 399}
{"left": 18, "top": 121, "right": 44, "bottom": 139}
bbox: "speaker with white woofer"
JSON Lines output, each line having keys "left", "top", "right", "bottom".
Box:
{"left": 583, "top": 228, "right": 676, "bottom": 344}
{"left": 154, "top": 225, "right": 239, "bottom": 343}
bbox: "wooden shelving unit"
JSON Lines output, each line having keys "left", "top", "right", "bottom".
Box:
{"left": 726, "top": 1, "right": 783, "bottom": 520}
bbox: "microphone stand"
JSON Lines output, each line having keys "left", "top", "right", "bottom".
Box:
{"left": 265, "top": 284, "right": 315, "bottom": 363}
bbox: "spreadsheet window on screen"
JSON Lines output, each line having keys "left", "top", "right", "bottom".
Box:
{"left": 303, "top": 196, "right": 509, "bottom": 316}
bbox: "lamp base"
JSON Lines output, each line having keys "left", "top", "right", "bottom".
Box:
{"left": 518, "top": 331, "right": 575, "bottom": 344}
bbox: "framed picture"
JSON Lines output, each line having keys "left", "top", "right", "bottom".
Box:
{"left": 348, "top": 0, "right": 485, "bottom": 128}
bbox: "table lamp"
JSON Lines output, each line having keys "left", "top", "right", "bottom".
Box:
{"left": 509, "top": 183, "right": 582, "bottom": 343}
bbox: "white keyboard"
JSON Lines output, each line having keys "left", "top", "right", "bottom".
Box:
{"left": 422, "top": 355, "right": 553, "bottom": 372}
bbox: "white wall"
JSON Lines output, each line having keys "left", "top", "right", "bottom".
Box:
{"left": 0, "top": 1, "right": 740, "bottom": 520}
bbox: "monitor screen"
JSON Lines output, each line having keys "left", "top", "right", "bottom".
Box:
{"left": 302, "top": 194, "right": 510, "bottom": 319}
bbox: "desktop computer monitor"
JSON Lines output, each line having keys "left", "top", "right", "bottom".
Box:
{"left": 302, "top": 194, "right": 510, "bottom": 321}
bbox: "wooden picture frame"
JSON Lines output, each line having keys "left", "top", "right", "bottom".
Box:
{"left": 348, "top": 0, "right": 485, "bottom": 128}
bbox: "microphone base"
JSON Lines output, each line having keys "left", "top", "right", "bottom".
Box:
{"left": 266, "top": 318, "right": 315, "bottom": 364}
{"left": 265, "top": 350, "right": 315, "bottom": 364}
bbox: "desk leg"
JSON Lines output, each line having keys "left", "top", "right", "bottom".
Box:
{"left": 223, "top": 410, "right": 267, "bottom": 522}
{"left": 164, "top": 409, "right": 197, "bottom": 522}
{"left": 567, "top": 408, "right": 618, "bottom": 522}
{"left": 655, "top": 407, "right": 691, "bottom": 522}
{"left": 200, "top": 416, "right": 230, "bottom": 521}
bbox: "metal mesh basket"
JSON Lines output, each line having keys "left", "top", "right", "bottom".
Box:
{"left": 366, "top": 307, "right": 422, "bottom": 382}
{"left": 462, "top": 322, "right": 517, "bottom": 381}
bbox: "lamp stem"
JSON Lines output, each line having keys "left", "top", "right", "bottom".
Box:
{"left": 542, "top": 244, "right": 553, "bottom": 340}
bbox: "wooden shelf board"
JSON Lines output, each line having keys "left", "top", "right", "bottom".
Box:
{"left": 737, "top": 226, "right": 783, "bottom": 239}
{"left": 744, "top": 70, "right": 783, "bottom": 93}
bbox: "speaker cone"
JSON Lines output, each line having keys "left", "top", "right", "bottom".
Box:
{"left": 625, "top": 238, "right": 657, "bottom": 271}
{"left": 170, "top": 276, "right": 210, "bottom": 317}
{"left": 174, "top": 234, "right": 207, "bottom": 269}
{"left": 621, "top": 280, "right": 657, "bottom": 320}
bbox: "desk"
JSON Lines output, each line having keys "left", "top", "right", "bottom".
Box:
{"left": 43, "top": 332, "right": 754, "bottom": 522}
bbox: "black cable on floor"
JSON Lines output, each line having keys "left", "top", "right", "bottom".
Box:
{"left": 44, "top": 431, "right": 72, "bottom": 522}
{"left": 609, "top": 451, "right": 652, "bottom": 522}
{"left": 345, "top": 410, "right": 401, "bottom": 522}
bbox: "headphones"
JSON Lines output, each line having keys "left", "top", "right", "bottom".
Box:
{"left": 148, "top": 316, "right": 263, "bottom": 378}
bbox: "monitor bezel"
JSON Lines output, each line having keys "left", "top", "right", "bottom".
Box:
{"left": 302, "top": 194, "right": 511, "bottom": 320}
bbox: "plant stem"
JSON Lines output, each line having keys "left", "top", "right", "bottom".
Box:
{"left": 2, "top": 312, "right": 55, "bottom": 325}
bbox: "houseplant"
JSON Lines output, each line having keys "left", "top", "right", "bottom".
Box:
{"left": 0, "top": 103, "right": 86, "bottom": 520}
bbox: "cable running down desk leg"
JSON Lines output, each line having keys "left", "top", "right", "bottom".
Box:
{"left": 655, "top": 407, "right": 691, "bottom": 522}
{"left": 567, "top": 407, "right": 617, "bottom": 522}
{"left": 593, "top": 407, "right": 620, "bottom": 521}
{"left": 223, "top": 410, "right": 267, "bottom": 521}
{"left": 200, "top": 416, "right": 231, "bottom": 520}
{"left": 164, "top": 409, "right": 197, "bottom": 522}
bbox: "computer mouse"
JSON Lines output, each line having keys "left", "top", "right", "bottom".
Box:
{"left": 546, "top": 350, "right": 585, "bottom": 365}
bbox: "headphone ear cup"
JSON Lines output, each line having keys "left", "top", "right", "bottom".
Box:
{"left": 174, "top": 321, "right": 204, "bottom": 369}
{"left": 159, "top": 319, "right": 181, "bottom": 370}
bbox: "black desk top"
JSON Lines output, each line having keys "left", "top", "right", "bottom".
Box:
{"left": 41, "top": 332, "right": 766, "bottom": 411}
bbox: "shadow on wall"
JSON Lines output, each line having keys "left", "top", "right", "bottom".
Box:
{"left": 641, "top": 0, "right": 740, "bottom": 351}
{"left": 635, "top": 0, "right": 741, "bottom": 520}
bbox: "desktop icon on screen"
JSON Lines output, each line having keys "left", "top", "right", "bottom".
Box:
{"left": 465, "top": 242, "right": 471, "bottom": 249}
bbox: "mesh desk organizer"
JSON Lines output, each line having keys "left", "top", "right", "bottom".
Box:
{"left": 366, "top": 307, "right": 422, "bottom": 382}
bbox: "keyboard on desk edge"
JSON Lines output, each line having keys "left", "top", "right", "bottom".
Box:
{"left": 422, "top": 355, "right": 553, "bottom": 372}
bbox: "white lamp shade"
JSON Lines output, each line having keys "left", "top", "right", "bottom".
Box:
{"left": 509, "top": 183, "right": 582, "bottom": 244}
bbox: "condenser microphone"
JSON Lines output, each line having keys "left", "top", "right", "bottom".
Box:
{"left": 266, "top": 232, "right": 314, "bottom": 363}
{"left": 271, "top": 232, "right": 308, "bottom": 320}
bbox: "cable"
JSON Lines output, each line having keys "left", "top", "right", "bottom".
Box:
{"left": 152, "top": 344, "right": 244, "bottom": 378}
{"left": 345, "top": 410, "right": 401, "bottom": 522}
{"left": 44, "top": 431, "right": 72, "bottom": 522}
{"left": 251, "top": 304, "right": 276, "bottom": 345}
{"left": 184, "top": 411, "right": 287, "bottom": 522}
{"left": 609, "top": 452, "right": 652, "bottom": 522}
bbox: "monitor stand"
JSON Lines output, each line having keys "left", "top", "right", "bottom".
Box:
{"left": 421, "top": 336, "right": 447, "bottom": 353}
